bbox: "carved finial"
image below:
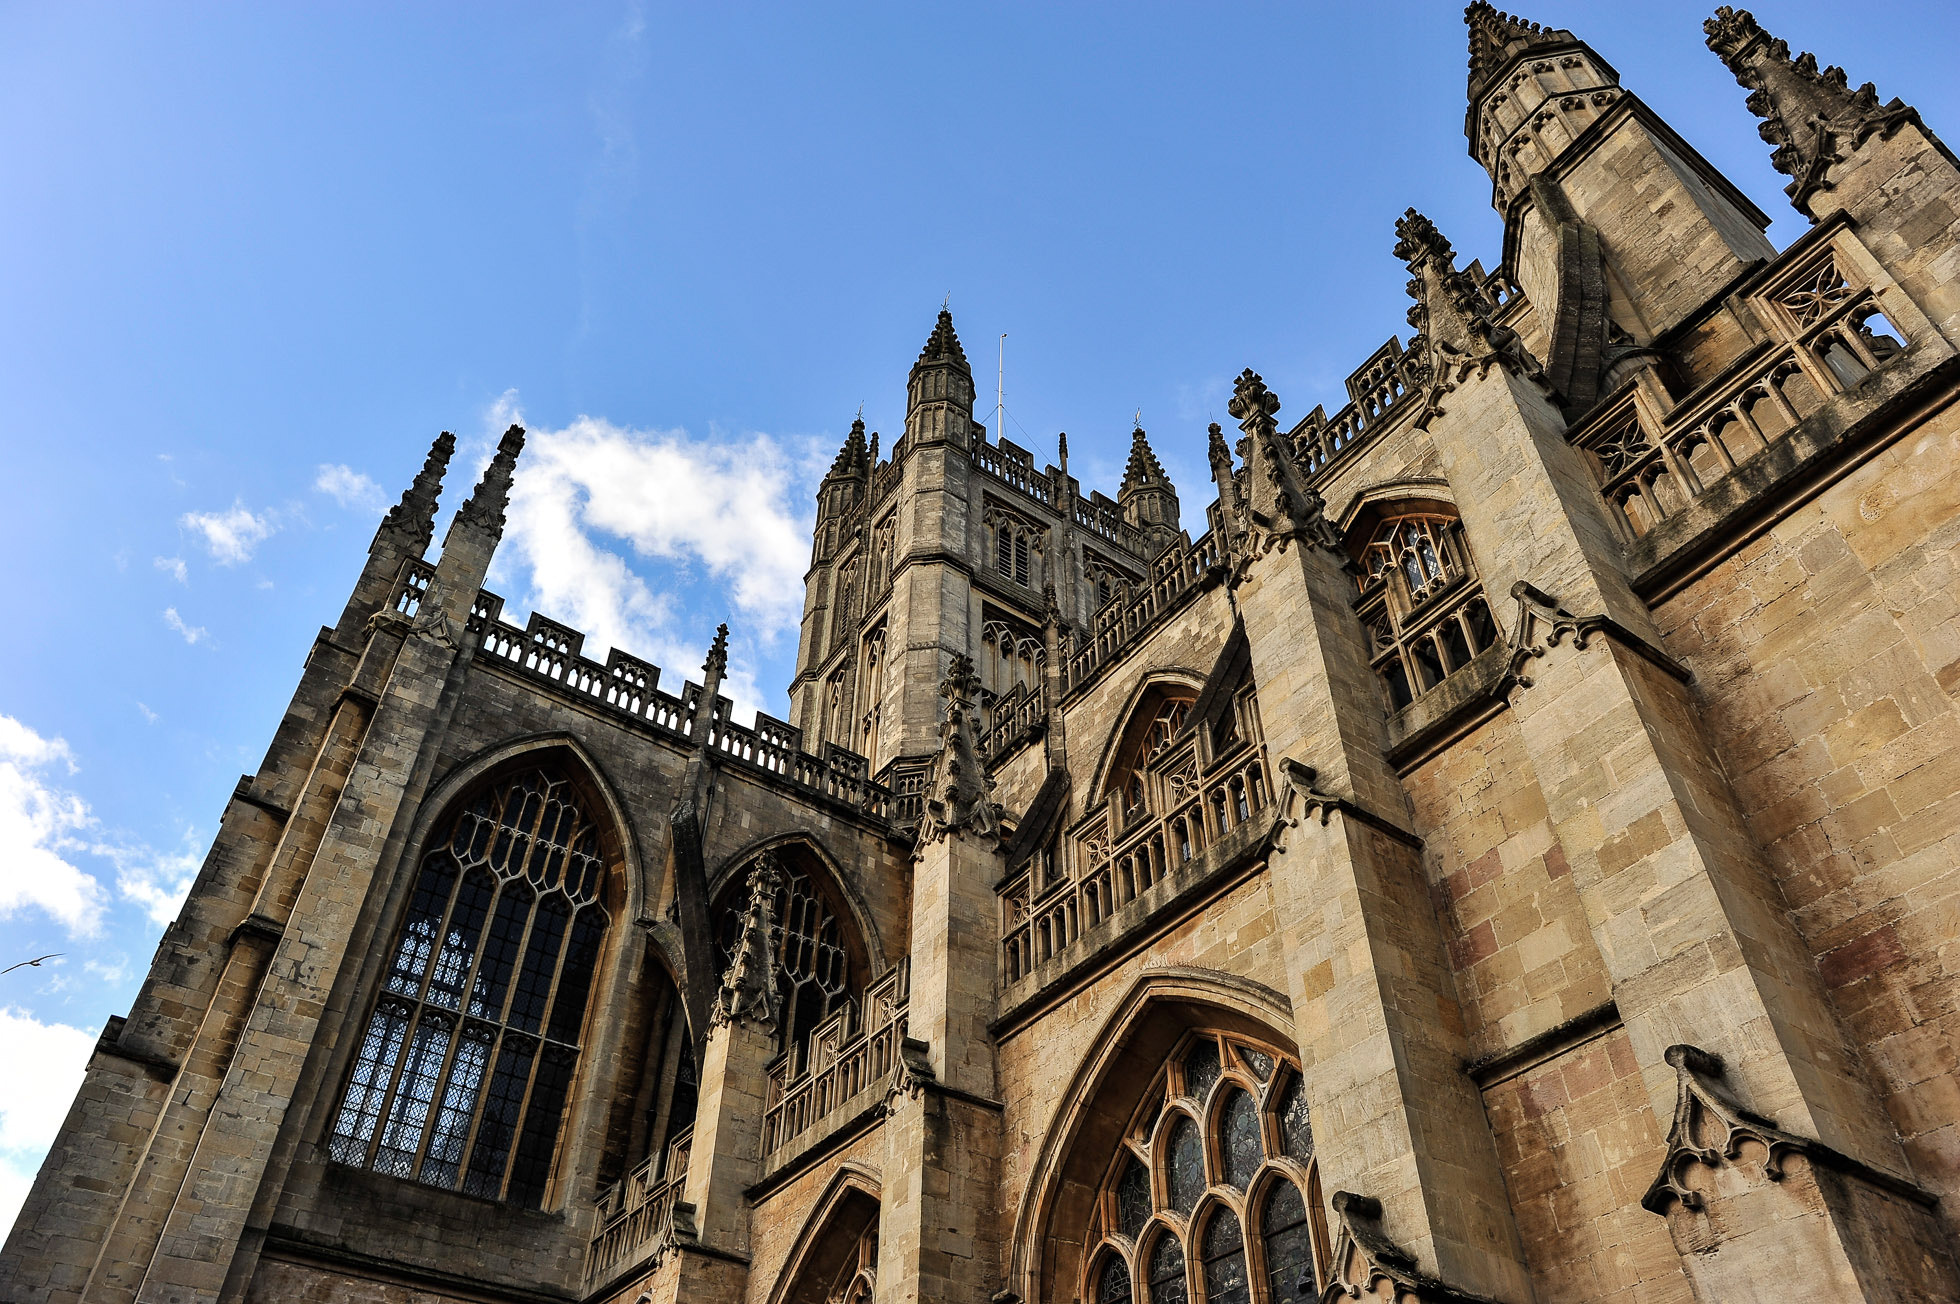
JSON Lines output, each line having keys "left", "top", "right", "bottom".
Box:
{"left": 915, "top": 307, "right": 971, "bottom": 372}
{"left": 374, "top": 430, "right": 455, "bottom": 557}
{"left": 1465, "top": 2, "right": 1566, "bottom": 98}
{"left": 1219, "top": 374, "right": 1340, "bottom": 561}
{"left": 916, "top": 654, "right": 1001, "bottom": 850}
{"left": 1227, "top": 370, "right": 1281, "bottom": 432}
{"left": 829, "top": 416, "right": 870, "bottom": 478}
{"left": 1119, "top": 424, "right": 1172, "bottom": 498}
{"left": 453, "top": 424, "right": 526, "bottom": 536}
{"left": 1395, "top": 208, "right": 1545, "bottom": 427}
{"left": 1704, "top": 7, "right": 1919, "bottom": 217}
{"left": 1057, "top": 430, "right": 1069, "bottom": 476}
{"left": 711, "top": 853, "right": 783, "bottom": 1030}
{"left": 703, "top": 622, "right": 730, "bottom": 679}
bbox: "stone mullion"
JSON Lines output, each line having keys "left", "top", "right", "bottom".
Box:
{"left": 1231, "top": 528, "right": 1532, "bottom": 1304}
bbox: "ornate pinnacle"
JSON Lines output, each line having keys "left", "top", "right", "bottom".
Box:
{"left": 454, "top": 424, "right": 526, "bottom": 536}
{"left": 828, "top": 416, "right": 870, "bottom": 479}
{"left": 712, "top": 853, "right": 782, "bottom": 1031}
{"left": 1394, "top": 208, "right": 1545, "bottom": 425}
{"left": 916, "top": 654, "right": 1000, "bottom": 850}
{"left": 1227, "top": 370, "right": 1280, "bottom": 434}
{"left": 1120, "top": 426, "right": 1171, "bottom": 496}
{"left": 915, "top": 307, "right": 971, "bottom": 373}
{"left": 374, "top": 430, "right": 455, "bottom": 557}
{"left": 1465, "top": 3, "right": 1568, "bottom": 97}
{"left": 703, "top": 622, "right": 730, "bottom": 679}
{"left": 1704, "top": 7, "right": 1918, "bottom": 217}
{"left": 1392, "top": 208, "right": 1455, "bottom": 272}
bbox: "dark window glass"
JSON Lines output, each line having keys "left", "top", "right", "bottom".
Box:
{"left": 1465, "top": 597, "right": 1498, "bottom": 652}
{"left": 1382, "top": 657, "right": 1414, "bottom": 710}
{"left": 1220, "top": 1089, "right": 1262, "bottom": 1189}
{"left": 1261, "top": 1180, "right": 1316, "bottom": 1302}
{"left": 1412, "top": 635, "right": 1446, "bottom": 689}
{"left": 1166, "top": 1116, "right": 1204, "bottom": 1215}
{"left": 1439, "top": 617, "right": 1472, "bottom": 672}
{"left": 1099, "top": 1251, "right": 1133, "bottom": 1304}
{"left": 1279, "top": 1076, "right": 1314, "bottom": 1161}
{"left": 329, "top": 768, "right": 609, "bottom": 1207}
{"left": 1182, "top": 1037, "right": 1222, "bottom": 1104}
{"left": 1117, "top": 1155, "right": 1152, "bottom": 1240}
{"left": 1147, "top": 1233, "right": 1187, "bottom": 1304}
{"left": 1200, "top": 1208, "right": 1250, "bottom": 1304}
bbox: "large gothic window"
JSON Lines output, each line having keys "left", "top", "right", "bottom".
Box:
{"left": 713, "top": 848, "right": 867, "bottom": 1068}
{"left": 1083, "top": 1031, "right": 1326, "bottom": 1304}
{"left": 326, "top": 766, "right": 612, "bottom": 1208}
{"left": 1352, "top": 512, "right": 1499, "bottom": 710}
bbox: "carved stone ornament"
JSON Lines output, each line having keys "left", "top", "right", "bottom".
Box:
{"left": 1394, "top": 209, "right": 1547, "bottom": 430}
{"left": 406, "top": 574, "right": 458, "bottom": 649}
{"left": 1500, "top": 579, "right": 1599, "bottom": 695}
{"left": 1276, "top": 757, "right": 1345, "bottom": 843}
{"left": 883, "top": 1034, "right": 937, "bottom": 1107}
{"left": 641, "top": 1198, "right": 702, "bottom": 1271}
{"left": 1705, "top": 7, "right": 1919, "bottom": 217}
{"left": 455, "top": 424, "right": 526, "bottom": 535}
{"left": 1640, "top": 1043, "right": 1815, "bottom": 1216}
{"left": 915, "top": 655, "right": 1004, "bottom": 849}
{"left": 1317, "top": 1191, "right": 1501, "bottom": 1304}
{"left": 1224, "top": 370, "right": 1345, "bottom": 569}
{"left": 709, "top": 854, "right": 782, "bottom": 1032}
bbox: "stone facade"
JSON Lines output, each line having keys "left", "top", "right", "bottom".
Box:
{"left": 8, "top": 7, "right": 1960, "bottom": 1303}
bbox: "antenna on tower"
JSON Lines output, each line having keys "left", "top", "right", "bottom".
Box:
{"left": 997, "top": 333, "right": 1007, "bottom": 449}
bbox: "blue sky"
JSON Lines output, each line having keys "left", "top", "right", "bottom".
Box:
{"left": 1, "top": 1, "right": 1953, "bottom": 1227}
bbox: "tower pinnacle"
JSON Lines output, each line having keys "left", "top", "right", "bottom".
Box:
{"left": 1465, "top": 3, "right": 1571, "bottom": 100}
{"left": 373, "top": 430, "right": 455, "bottom": 559}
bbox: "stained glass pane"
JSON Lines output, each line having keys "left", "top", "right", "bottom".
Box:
{"left": 418, "top": 1027, "right": 492, "bottom": 1188}
{"left": 1220, "top": 1089, "right": 1262, "bottom": 1189}
{"left": 373, "top": 1017, "right": 451, "bottom": 1176}
{"left": 470, "top": 884, "right": 532, "bottom": 1020}
{"left": 1262, "top": 1180, "right": 1316, "bottom": 1302}
{"left": 1278, "top": 1076, "right": 1314, "bottom": 1161}
{"left": 1182, "top": 1037, "right": 1221, "bottom": 1103}
{"left": 463, "top": 1037, "right": 535, "bottom": 1199}
{"left": 1098, "top": 1251, "right": 1133, "bottom": 1304}
{"left": 427, "top": 869, "right": 495, "bottom": 1011}
{"left": 326, "top": 1003, "right": 409, "bottom": 1164}
{"left": 1236, "top": 1046, "right": 1274, "bottom": 1082}
{"left": 1116, "top": 1154, "right": 1152, "bottom": 1239}
{"left": 1147, "top": 1233, "right": 1187, "bottom": 1304}
{"left": 1200, "top": 1208, "right": 1250, "bottom": 1304}
{"left": 1166, "top": 1116, "right": 1204, "bottom": 1215}
{"left": 386, "top": 859, "right": 457, "bottom": 997}
{"left": 508, "top": 895, "right": 571, "bottom": 1034}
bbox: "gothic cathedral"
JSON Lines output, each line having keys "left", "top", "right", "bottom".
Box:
{"left": 10, "top": 8, "right": 1960, "bottom": 1303}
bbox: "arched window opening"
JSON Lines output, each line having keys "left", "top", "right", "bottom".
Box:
{"left": 327, "top": 765, "right": 613, "bottom": 1208}
{"left": 989, "top": 511, "right": 1040, "bottom": 588}
{"left": 777, "top": 1185, "right": 881, "bottom": 1304}
{"left": 712, "top": 847, "right": 868, "bottom": 1068}
{"left": 1351, "top": 511, "right": 1498, "bottom": 711}
{"left": 1079, "top": 1030, "right": 1327, "bottom": 1304}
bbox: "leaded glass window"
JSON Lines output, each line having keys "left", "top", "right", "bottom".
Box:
{"left": 1351, "top": 512, "right": 1498, "bottom": 710}
{"left": 1084, "top": 1032, "right": 1324, "bottom": 1304}
{"left": 713, "top": 852, "right": 865, "bottom": 1067}
{"left": 326, "top": 766, "right": 611, "bottom": 1208}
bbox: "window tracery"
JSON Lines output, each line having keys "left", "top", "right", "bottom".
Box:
{"left": 713, "top": 850, "right": 866, "bottom": 1068}
{"left": 326, "top": 766, "right": 611, "bottom": 1208}
{"left": 1081, "top": 1031, "right": 1326, "bottom": 1304}
{"left": 981, "top": 618, "right": 1045, "bottom": 699}
{"left": 1352, "top": 513, "right": 1500, "bottom": 710}
{"left": 986, "top": 506, "right": 1043, "bottom": 589}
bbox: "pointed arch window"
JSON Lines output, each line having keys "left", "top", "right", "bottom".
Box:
{"left": 1352, "top": 512, "right": 1500, "bottom": 710}
{"left": 713, "top": 849, "right": 868, "bottom": 1067}
{"left": 1080, "top": 1031, "right": 1328, "bottom": 1304}
{"left": 327, "top": 766, "right": 612, "bottom": 1207}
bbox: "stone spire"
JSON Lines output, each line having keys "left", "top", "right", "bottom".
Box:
{"left": 1118, "top": 425, "right": 1182, "bottom": 557}
{"left": 828, "top": 416, "right": 871, "bottom": 480}
{"left": 1704, "top": 6, "right": 1920, "bottom": 218}
{"left": 1465, "top": 3, "right": 1572, "bottom": 100}
{"left": 1395, "top": 208, "right": 1545, "bottom": 428}
{"left": 710, "top": 854, "right": 782, "bottom": 1030}
{"left": 1226, "top": 371, "right": 1341, "bottom": 562}
{"left": 1207, "top": 421, "right": 1248, "bottom": 554}
{"left": 372, "top": 431, "right": 454, "bottom": 558}
{"left": 916, "top": 654, "right": 1000, "bottom": 848}
{"left": 451, "top": 424, "right": 526, "bottom": 540}
{"left": 905, "top": 309, "right": 978, "bottom": 446}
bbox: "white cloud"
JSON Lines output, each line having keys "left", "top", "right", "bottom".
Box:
{"left": 0, "top": 1006, "right": 96, "bottom": 1235}
{"left": 496, "top": 410, "right": 816, "bottom": 718}
{"left": 162, "top": 608, "right": 208, "bottom": 646}
{"left": 180, "top": 502, "right": 274, "bottom": 565}
{"left": 0, "top": 716, "right": 105, "bottom": 936}
{"left": 315, "top": 464, "right": 384, "bottom": 512}
{"left": 153, "top": 555, "right": 187, "bottom": 584}
{"left": 135, "top": 703, "right": 158, "bottom": 725}
{"left": 95, "top": 828, "right": 203, "bottom": 927}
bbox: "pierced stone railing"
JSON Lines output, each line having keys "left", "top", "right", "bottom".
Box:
{"left": 1072, "top": 493, "right": 1143, "bottom": 554}
{"left": 585, "top": 1127, "right": 692, "bottom": 1287}
{"left": 974, "top": 437, "right": 1056, "bottom": 507}
{"left": 879, "top": 757, "right": 932, "bottom": 828}
{"left": 982, "top": 682, "right": 1045, "bottom": 763}
{"left": 1059, "top": 530, "right": 1222, "bottom": 694}
{"left": 1001, "top": 727, "right": 1269, "bottom": 984}
{"left": 389, "top": 558, "right": 435, "bottom": 618}
{"left": 1290, "top": 337, "right": 1427, "bottom": 479}
{"left": 1573, "top": 238, "right": 1907, "bottom": 542}
{"left": 459, "top": 592, "right": 890, "bottom": 818}
{"left": 762, "top": 962, "right": 909, "bottom": 1157}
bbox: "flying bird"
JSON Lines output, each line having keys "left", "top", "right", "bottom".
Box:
{"left": 2, "top": 954, "right": 62, "bottom": 975}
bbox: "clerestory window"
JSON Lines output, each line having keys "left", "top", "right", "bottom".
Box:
{"left": 1353, "top": 513, "right": 1500, "bottom": 710}
{"left": 712, "top": 850, "right": 866, "bottom": 1071}
{"left": 326, "top": 766, "right": 611, "bottom": 1208}
{"left": 1084, "top": 1031, "right": 1325, "bottom": 1304}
